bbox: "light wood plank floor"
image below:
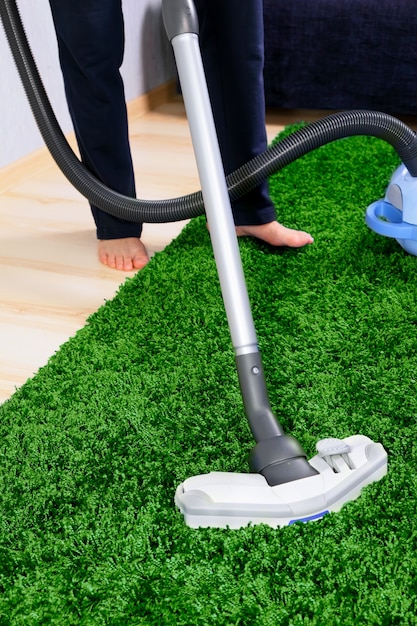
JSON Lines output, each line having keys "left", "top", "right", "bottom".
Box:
{"left": 1, "top": 97, "right": 416, "bottom": 403}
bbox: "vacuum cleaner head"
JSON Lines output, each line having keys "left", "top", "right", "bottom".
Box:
{"left": 175, "top": 435, "right": 387, "bottom": 529}
{"left": 366, "top": 164, "right": 417, "bottom": 255}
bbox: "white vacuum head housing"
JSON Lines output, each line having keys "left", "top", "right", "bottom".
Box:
{"left": 175, "top": 435, "right": 387, "bottom": 529}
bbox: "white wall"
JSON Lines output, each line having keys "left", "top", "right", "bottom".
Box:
{"left": 0, "top": 0, "right": 176, "bottom": 168}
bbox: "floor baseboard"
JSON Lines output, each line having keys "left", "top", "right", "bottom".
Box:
{"left": 127, "top": 79, "right": 178, "bottom": 120}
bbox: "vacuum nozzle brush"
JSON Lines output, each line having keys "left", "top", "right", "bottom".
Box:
{"left": 175, "top": 435, "right": 387, "bottom": 529}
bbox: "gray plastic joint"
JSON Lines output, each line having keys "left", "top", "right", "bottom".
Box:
{"left": 250, "top": 435, "right": 319, "bottom": 486}
{"left": 235, "top": 351, "right": 285, "bottom": 442}
{"left": 236, "top": 352, "right": 318, "bottom": 485}
{"left": 162, "top": 0, "right": 199, "bottom": 42}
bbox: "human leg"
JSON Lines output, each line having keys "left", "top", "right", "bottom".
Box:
{"left": 49, "top": 0, "right": 148, "bottom": 269}
{"left": 195, "top": 0, "right": 313, "bottom": 246}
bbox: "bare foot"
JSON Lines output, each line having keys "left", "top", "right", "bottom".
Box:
{"left": 98, "top": 237, "right": 150, "bottom": 271}
{"left": 235, "top": 221, "right": 314, "bottom": 248}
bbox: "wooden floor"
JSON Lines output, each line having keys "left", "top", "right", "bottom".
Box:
{"left": 1, "top": 95, "right": 416, "bottom": 403}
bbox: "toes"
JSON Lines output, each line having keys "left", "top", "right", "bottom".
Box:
{"left": 98, "top": 249, "right": 109, "bottom": 267}
{"left": 98, "top": 238, "right": 149, "bottom": 271}
{"left": 132, "top": 255, "right": 149, "bottom": 270}
{"left": 283, "top": 229, "right": 314, "bottom": 248}
{"left": 122, "top": 258, "right": 134, "bottom": 271}
{"left": 107, "top": 255, "right": 117, "bottom": 269}
{"left": 115, "top": 255, "right": 133, "bottom": 271}
{"left": 236, "top": 223, "right": 313, "bottom": 248}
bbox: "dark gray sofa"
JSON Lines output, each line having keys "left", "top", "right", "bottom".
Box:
{"left": 263, "top": 0, "right": 417, "bottom": 115}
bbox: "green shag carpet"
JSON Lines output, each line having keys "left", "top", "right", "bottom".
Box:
{"left": 2, "top": 128, "right": 417, "bottom": 625}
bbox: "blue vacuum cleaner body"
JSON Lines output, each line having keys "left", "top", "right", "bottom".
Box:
{"left": 366, "top": 164, "right": 417, "bottom": 255}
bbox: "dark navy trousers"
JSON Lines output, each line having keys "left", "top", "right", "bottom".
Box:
{"left": 49, "top": 0, "right": 276, "bottom": 240}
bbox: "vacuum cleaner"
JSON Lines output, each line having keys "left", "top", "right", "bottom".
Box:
{"left": 4, "top": 0, "right": 417, "bottom": 529}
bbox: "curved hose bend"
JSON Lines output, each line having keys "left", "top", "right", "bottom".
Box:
{"left": 2, "top": 0, "right": 417, "bottom": 224}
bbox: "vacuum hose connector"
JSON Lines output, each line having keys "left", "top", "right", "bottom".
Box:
{"left": 162, "top": 0, "right": 199, "bottom": 41}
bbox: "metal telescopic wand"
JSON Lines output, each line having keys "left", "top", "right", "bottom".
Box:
{"left": 162, "top": 0, "right": 317, "bottom": 485}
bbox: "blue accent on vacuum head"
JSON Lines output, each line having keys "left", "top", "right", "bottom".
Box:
{"left": 288, "top": 510, "right": 330, "bottom": 525}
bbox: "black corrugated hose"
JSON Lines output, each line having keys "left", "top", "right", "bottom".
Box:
{"left": 2, "top": 0, "right": 417, "bottom": 224}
